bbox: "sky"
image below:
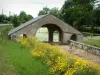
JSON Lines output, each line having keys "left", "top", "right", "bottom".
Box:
{"left": 0, "top": 0, "right": 65, "bottom": 17}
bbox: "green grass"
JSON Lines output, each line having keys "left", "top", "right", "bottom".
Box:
{"left": 0, "top": 25, "right": 13, "bottom": 39}
{"left": 0, "top": 26, "right": 51, "bottom": 75}
{"left": 0, "top": 40, "right": 17, "bottom": 75}
{"left": 0, "top": 40, "right": 51, "bottom": 75}
{"left": 84, "top": 40, "right": 100, "bottom": 47}
{"left": 82, "top": 32, "right": 100, "bottom": 37}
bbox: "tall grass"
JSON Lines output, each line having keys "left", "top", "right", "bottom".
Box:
{"left": 0, "top": 25, "right": 13, "bottom": 39}
{"left": 18, "top": 37, "right": 100, "bottom": 75}
{"left": 0, "top": 40, "right": 51, "bottom": 75}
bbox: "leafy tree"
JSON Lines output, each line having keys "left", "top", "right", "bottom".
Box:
{"left": 49, "top": 7, "right": 61, "bottom": 19}
{"left": 38, "top": 7, "right": 61, "bottom": 19}
{"left": 19, "top": 11, "right": 28, "bottom": 23}
{"left": 8, "top": 15, "right": 14, "bottom": 24}
{"left": 12, "top": 15, "right": 20, "bottom": 27}
{"left": 27, "top": 14, "right": 33, "bottom": 20}
{"left": 0, "top": 14, "right": 8, "bottom": 23}
{"left": 92, "top": 7, "right": 100, "bottom": 33}
{"left": 93, "top": 6, "right": 100, "bottom": 27}
{"left": 19, "top": 11, "right": 33, "bottom": 24}
{"left": 0, "top": 11, "right": 33, "bottom": 27}
{"left": 61, "top": 0, "right": 96, "bottom": 29}
{"left": 38, "top": 7, "right": 50, "bottom": 15}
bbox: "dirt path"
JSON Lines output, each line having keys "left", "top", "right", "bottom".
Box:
{"left": 60, "top": 45, "right": 100, "bottom": 65}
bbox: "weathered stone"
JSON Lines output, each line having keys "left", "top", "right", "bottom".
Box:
{"left": 8, "top": 14, "right": 83, "bottom": 44}
{"left": 69, "top": 40, "right": 100, "bottom": 56}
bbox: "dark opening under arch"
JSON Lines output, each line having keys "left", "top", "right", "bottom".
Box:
{"left": 35, "top": 23, "right": 63, "bottom": 43}
{"left": 23, "top": 34, "right": 27, "bottom": 38}
{"left": 70, "top": 34, "right": 77, "bottom": 41}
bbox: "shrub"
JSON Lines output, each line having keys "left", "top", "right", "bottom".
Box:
{"left": 18, "top": 37, "right": 100, "bottom": 75}
{"left": 18, "top": 37, "right": 41, "bottom": 49}
{"left": 0, "top": 25, "right": 13, "bottom": 39}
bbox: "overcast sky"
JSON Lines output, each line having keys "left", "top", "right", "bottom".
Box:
{"left": 0, "top": 0, "right": 65, "bottom": 17}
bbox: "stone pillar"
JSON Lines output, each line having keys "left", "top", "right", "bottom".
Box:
{"left": 47, "top": 27, "right": 55, "bottom": 42}
{"left": 48, "top": 29, "right": 54, "bottom": 42}
{"left": 63, "top": 33, "right": 72, "bottom": 44}
{"left": 77, "top": 34, "right": 83, "bottom": 42}
{"left": 59, "top": 31, "right": 63, "bottom": 42}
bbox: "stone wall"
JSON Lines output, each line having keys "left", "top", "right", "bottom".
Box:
{"left": 9, "top": 14, "right": 83, "bottom": 43}
{"left": 69, "top": 40, "right": 100, "bottom": 56}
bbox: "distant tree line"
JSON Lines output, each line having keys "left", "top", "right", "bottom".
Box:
{"left": 0, "top": 0, "right": 100, "bottom": 34}
{"left": 38, "top": 0, "right": 100, "bottom": 34}
{"left": 0, "top": 11, "right": 33, "bottom": 27}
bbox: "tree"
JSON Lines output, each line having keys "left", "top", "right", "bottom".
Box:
{"left": 19, "top": 11, "right": 33, "bottom": 24}
{"left": 12, "top": 15, "right": 20, "bottom": 27}
{"left": 27, "top": 14, "right": 33, "bottom": 20}
{"left": 8, "top": 15, "right": 14, "bottom": 24}
{"left": 38, "top": 7, "right": 50, "bottom": 15}
{"left": 49, "top": 7, "right": 61, "bottom": 19}
{"left": 11, "top": 11, "right": 33, "bottom": 27}
{"left": 0, "top": 14, "right": 8, "bottom": 23}
{"left": 38, "top": 7, "right": 61, "bottom": 19}
{"left": 92, "top": 7, "right": 100, "bottom": 33}
{"left": 61, "top": 0, "right": 96, "bottom": 29}
{"left": 0, "top": 11, "right": 33, "bottom": 27}
{"left": 19, "top": 11, "right": 28, "bottom": 23}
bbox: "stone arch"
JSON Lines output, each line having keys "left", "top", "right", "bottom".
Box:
{"left": 35, "top": 27, "right": 48, "bottom": 41}
{"left": 8, "top": 14, "right": 83, "bottom": 43}
{"left": 35, "top": 23, "right": 63, "bottom": 43}
{"left": 20, "top": 34, "right": 27, "bottom": 38}
{"left": 23, "top": 34, "right": 27, "bottom": 38}
{"left": 11, "top": 33, "right": 17, "bottom": 40}
{"left": 70, "top": 34, "right": 77, "bottom": 41}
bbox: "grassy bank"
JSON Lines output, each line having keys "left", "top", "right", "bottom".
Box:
{"left": 84, "top": 40, "right": 100, "bottom": 47}
{"left": 0, "top": 25, "right": 13, "bottom": 39}
{"left": 0, "top": 40, "right": 18, "bottom": 75}
{"left": 19, "top": 37, "right": 100, "bottom": 75}
{"left": 0, "top": 40, "right": 51, "bottom": 75}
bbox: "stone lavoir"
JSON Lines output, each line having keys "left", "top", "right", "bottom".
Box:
{"left": 8, "top": 14, "right": 83, "bottom": 44}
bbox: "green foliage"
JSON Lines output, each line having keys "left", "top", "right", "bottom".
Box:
{"left": 0, "top": 11, "right": 33, "bottom": 27}
{"left": 60, "top": 0, "right": 100, "bottom": 33}
{"left": 82, "top": 32, "right": 100, "bottom": 37}
{"left": 12, "top": 15, "right": 20, "bottom": 27}
{"left": 0, "top": 14, "right": 8, "bottom": 23}
{"left": 19, "top": 11, "right": 33, "bottom": 24}
{"left": 0, "top": 40, "right": 18, "bottom": 75}
{"left": 19, "top": 37, "right": 100, "bottom": 75}
{"left": 61, "top": 0, "right": 95, "bottom": 28}
{"left": 78, "top": 26, "right": 100, "bottom": 33}
{"left": 0, "top": 39, "right": 51, "bottom": 75}
{"left": 0, "top": 25, "right": 13, "bottom": 39}
{"left": 84, "top": 40, "right": 100, "bottom": 47}
{"left": 49, "top": 8, "right": 61, "bottom": 19}
{"left": 8, "top": 15, "right": 14, "bottom": 23}
{"left": 38, "top": 7, "right": 61, "bottom": 19}
{"left": 12, "top": 11, "right": 33, "bottom": 27}
{"left": 38, "top": 7, "right": 50, "bottom": 15}
{"left": 92, "top": 8, "right": 100, "bottom": 27}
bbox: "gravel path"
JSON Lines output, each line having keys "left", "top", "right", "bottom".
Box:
{"left": 60, "top": 45, "right": 100, "bottom": 65}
